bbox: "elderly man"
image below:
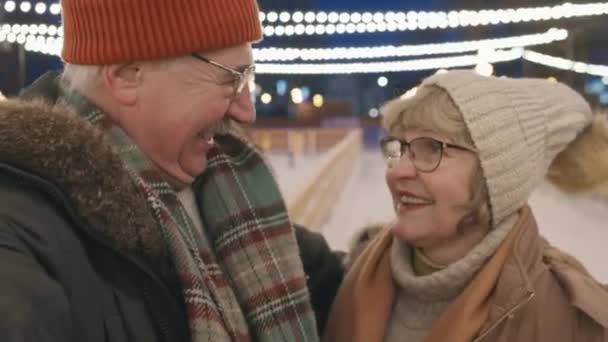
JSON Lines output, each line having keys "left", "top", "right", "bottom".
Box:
{"left": 0, "top": 0, "right": 343, "bottom": 341}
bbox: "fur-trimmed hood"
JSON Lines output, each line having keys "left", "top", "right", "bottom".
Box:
{"left": 0, "top": 98, "right": 167, "bottom": 269}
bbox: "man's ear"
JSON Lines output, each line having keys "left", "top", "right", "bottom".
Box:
{"left": 101, "top": 63, "right": 142, "bottom": 106}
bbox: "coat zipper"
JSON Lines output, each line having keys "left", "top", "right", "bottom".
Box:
{"left": 142, "top": 283, "right": 173, "bottom": 342}
{"left": 473, "top": 291, "right": 535, "bottom": 342}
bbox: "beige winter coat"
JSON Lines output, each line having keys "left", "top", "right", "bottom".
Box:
{"left": 471, "top": 206, "right": 608, "bottom": 341}
{"left": 330, "top": 206, "right": 608, "bottom": 341}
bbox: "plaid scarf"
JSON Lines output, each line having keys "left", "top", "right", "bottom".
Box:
{"left": 66, "top": 88, "right": 318, "bottom": 341}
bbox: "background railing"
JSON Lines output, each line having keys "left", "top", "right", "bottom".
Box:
{"left": 252, "top": 127, "right": 363, "bottom": 230}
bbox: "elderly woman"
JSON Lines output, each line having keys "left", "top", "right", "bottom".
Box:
{"left": 324, "top": 70, "right": 608, "bottom": 342}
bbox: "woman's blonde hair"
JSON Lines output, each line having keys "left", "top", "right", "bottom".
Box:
{"left": 381, "top": 85, "right": 491, "bottom": 231}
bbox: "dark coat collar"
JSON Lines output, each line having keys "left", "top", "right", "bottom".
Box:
{"left": 0, "top": 73, "right": 170, "bottom": 277}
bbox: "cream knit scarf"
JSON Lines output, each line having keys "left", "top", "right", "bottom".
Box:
{"left": 385, "top": 213, "right": 518, "bottom": 341}
{"left": 323, "top": 212, "right": 522, "bottom": 342}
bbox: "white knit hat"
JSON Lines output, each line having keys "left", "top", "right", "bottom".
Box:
{"left": 420, "top": 70, "right": 593, "bottom": 226}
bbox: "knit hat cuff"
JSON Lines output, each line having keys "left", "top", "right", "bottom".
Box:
{"left": 61, "top": 0, "right": 263, "bottom": 64}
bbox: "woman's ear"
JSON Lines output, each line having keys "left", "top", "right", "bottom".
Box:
{"left": 101, "top": 63, "right": 142, "bottom": 106}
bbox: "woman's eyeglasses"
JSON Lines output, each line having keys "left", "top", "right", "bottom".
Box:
{"left": 380, "top": 136, "right": 474, "bottom": 172}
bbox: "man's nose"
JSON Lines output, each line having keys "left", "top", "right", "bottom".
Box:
{"left": 226, "top": 86, "right": 256, "bottom": 124}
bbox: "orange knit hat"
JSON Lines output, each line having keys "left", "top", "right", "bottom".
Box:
{"left": 61, "top": 0, "right": 263, "bottom": 64}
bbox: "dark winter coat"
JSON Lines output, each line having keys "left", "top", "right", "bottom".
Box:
{"left": 0, "top": 72, "right": 344, "bottom": 341}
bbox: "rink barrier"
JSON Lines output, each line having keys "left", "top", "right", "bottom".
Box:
{"left": 285, "top": 129, "right": 362, "bottom": 230}
{"left": 251, "top": 128, "right": 352, "bottom": 154}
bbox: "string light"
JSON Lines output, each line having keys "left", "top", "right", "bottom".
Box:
{"left": 9, "top": 39, "right": 608, "bottom": 78}
{"left": 4, "top": 20, "right": 606, "bottom": 78}
{"left": 253, "top": 28, "right": 567, "bottom": 61}
{"left": 255, "top": 48, "right": 523, "bottom": 74}
{"left": 49, "top": 3, "right": 60, "bottom": 15}
{"left": 313, "top": 94, "right": 324, "bottom": 107}
{"left": 5, "top": 23, "right": 565, "bottom": 65}
{"left": 259, "top": 2, "right": 608, "bottom": 37}
{"left": 34, "top": 1, "right": 45, "bottom": 14}
{"left": 18, "top": 1, "right": 30, "bottom": 13}
{"left": 523, "top": 50, "right": 608, "bottom": 77}
{"left": 290, "top": 88, "right": 304, "bottom": 103}
{"left": 6, "top": 1, "right": 608, "bottom": 34}
{"left": 0, "top": 1, "right": 56, "bottom": 14}
{"left": 377, "top": 76, "right": 388, "bottom": 87}
{"left": 260, "top": 93, "right": 272, "bottom": 104}
{"left": 3, "top": 0, "right": 16, "bottom": 12}
{"left": 369, "top": 108, "right": 380, "bottom": 118}
{"left": 0, "top": 31, "right": 63, "bottom": 55}
{"left": 23, "top": 39, "right": 62, "bottom": 55}
{"left": 0, "top": 23, "right": 63, "bottom": 38}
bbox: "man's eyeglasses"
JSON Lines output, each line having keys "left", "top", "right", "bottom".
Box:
{"left": 191, "top": 53, "right": 255, "bottom": 97}
{"left": 380, "top": 136, "right": 475, "bottom": 172}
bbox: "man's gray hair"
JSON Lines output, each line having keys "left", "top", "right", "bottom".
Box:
{"left": 62, "top": 63, "right": 103, "bottom": 93}
{"left": 62, "top": 58, "right": 183, "bottom": 93}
